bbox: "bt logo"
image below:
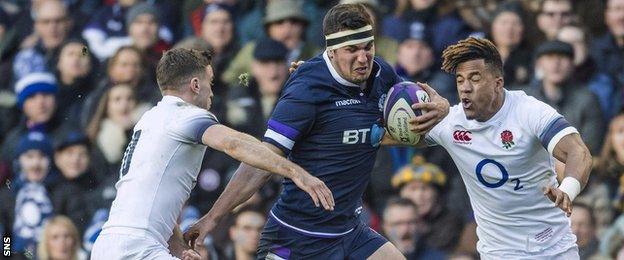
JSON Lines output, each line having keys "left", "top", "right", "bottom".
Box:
{"left": 343, "top": 128, "right": 371, "bottom": 144}
{"left": 343, "top": 124, "right": 385, "bottom": 146}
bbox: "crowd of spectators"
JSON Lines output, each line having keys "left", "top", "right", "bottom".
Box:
{"left": 0, "top": 0, "right": 623, "bottom": 259}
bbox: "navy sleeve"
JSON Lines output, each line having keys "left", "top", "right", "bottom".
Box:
{"left": 262, "top": 83, "right": 316, "bottom": 155}
{"left": 538, "top": 116, "right": 578, "bottom": 154}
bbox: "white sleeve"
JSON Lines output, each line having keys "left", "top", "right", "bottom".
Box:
{"left": 424, "top": 112, "right": 450, "bottom": 147}
{"left": 524, "top": 95, "right": 578, "bottom": 155}
{"left": 168, "top": 109, "right": 219, "bottom": 144}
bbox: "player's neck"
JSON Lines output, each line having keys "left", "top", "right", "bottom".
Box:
{"left": 478, "top": 91, "right": 506, "bottom": 122}
{"left": 162, "top": 90, "right": 194, "bottom": 105}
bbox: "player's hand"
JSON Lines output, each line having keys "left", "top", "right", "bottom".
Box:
{"left": 289, "top": 60, "right": 305, "bottom": 73}
{"left": 543, "top": 186, "right": 573, "bottom": 217}
{"left": 183, "top": 218, "right": 216, "bottom": 249}
{"left": 292, "top": 173, "right": 335, "bottom": 211}
{"left": 181, "top": 248, "right": 201, "bottom": 260}
{"left": 409, "top": 82, "right": 450, "bottom": 134}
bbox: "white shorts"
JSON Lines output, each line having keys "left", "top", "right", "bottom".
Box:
{"left": 91, "top": 233, "right": 179, "bottom": 260}
{"left": 479, "top": 232, "right": 579, "bottom": 260}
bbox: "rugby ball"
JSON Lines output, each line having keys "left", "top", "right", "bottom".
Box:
{"left": 383, "top": 81, "right": 430, "bottom": 145}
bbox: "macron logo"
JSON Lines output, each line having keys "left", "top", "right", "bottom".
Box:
{"left": 335, "top": 99, "right": 361, "bottom": 107}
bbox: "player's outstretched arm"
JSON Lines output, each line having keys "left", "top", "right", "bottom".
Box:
{"left": 184, "top": 162, "right": 271, "bottom": 249}
{"left": 544, "top": 133, "right": 592, "bottom": 216}
{"left": 169, "top": 225, "right": 200, "bottom": 260}
{"left": 201, "top": 124, "right": 334, "bottom": 211}
{"left": 408, "top": 82, "right": 450, "bottom": 135}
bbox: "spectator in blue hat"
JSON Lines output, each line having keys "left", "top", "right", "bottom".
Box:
{"left": 51, "top": 131, "right": 100, "bottom": 234}
{"left": 1, "top": 72, "right": 64, "bottom": 184}
{"left": 0, "top": 132, "right": 55, "bottom": 256}
{"left": 226, "top": 38, "right": 289, "bottom": 138}
{"left": 13, "top": 132, "right": 55, "bottom": 184}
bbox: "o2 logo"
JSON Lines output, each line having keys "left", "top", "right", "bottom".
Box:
{"left": 475, "top": 159, "right": 523, "bottom": 191}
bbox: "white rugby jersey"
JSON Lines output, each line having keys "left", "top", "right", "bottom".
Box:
{"left": 425, "top": 90, "right": 578, "bottom": 253}
{"left": 101, "top": 95, "right": 218, "bottom": 247}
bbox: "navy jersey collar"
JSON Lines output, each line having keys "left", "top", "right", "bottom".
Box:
{"left": 322, "top": 51, "right": 381, "bottom": 88}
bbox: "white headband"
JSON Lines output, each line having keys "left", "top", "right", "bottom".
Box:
{"left": 325, "top": 25, "right": 374, "bottom": 50}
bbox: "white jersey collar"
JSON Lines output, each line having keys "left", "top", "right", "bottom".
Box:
{"left": 322, "top": 51, "right": 360, "bottom": 88}
{"left": 160, "top": 95, "right": 186, "bottom": 104}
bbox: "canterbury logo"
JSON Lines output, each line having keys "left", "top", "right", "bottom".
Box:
{"left": 453, "top": 130, "right": 472, "bottom": 142}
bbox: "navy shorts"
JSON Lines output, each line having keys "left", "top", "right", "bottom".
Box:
{"left": 256, "top": 216, "right": 387, "bottom": 259}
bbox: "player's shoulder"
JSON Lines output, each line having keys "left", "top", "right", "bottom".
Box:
{"left": 373, "top": 56, "right": 395, "bottom": 74}
{"left": 187, "top": 106, "right": 218, "bottom": 122}
{"left": 506, "top": 89, "right": 538, "bottom": 103}
{"left": 287, "top": 54, "right": 326, "bottom": 85}
{"left": 163, "top": 100, "right": 219, "bottom": 123}
{"left": 505, "top": 89, "right": 555, "bottom": 114}
{"left": 373, "top": 56, "right": 400, "bottom": 83}
{"left": 282, "top": 54, "right": 327, "bottom": 99}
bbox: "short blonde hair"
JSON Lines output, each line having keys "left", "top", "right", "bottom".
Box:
{"left": 37, "top": 216, "right": 81, "bottom": 260}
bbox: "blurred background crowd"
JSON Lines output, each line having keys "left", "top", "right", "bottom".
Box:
{"left": 0, "top": 0, "right": 623, "bottom": 259}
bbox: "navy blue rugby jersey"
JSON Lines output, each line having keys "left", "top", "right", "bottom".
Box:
{"left": 262, "top": 51, "right": 402, "bottom": 237}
